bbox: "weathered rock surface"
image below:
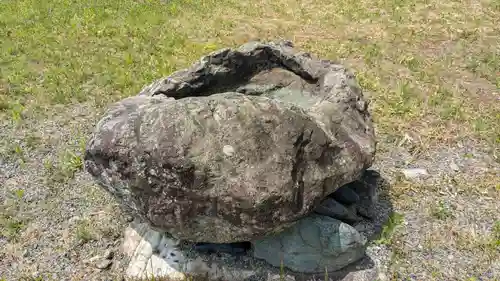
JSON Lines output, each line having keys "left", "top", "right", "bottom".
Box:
{"left": 252, "top": 214, "right": 367, "bottom": 273}
{"left": 123, "top": 220, "right": 379, "bottom": 281}
{"left": 84, "top": 40, "right": 376, "bottom": 242}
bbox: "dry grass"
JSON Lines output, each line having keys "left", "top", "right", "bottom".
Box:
{"left": 1, "top": 0, "right": 499, "bottom": 280}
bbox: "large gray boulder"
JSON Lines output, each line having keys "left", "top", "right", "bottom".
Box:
{"left": 84, "top": 40, "right": 376, "bottom": 243}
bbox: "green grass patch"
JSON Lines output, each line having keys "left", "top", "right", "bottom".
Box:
{"left": 492, "top": 221, "right": 500, "bottom": 249}
{"left": 430, "top": 200, "right": 455, "bottom": 220}
{"left": 75, "top": 220, "right": 95, "bottom": 244}
{"left": 374, "top": 212, "right": 405, "bottom": 245}
{"left": 44, "top": 149, "right": 84, "bottom": 183}
{"left": 0, "top": 189, "right": 28, "bottom": 241}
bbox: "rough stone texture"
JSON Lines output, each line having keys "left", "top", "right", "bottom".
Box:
{"left": 122, "top": 219, "right": 379, "bottom": 281}
{"left": 252, "top": 214, "right": 367, "bottom": 273}
{"left": 84, "top": 40, "right": 376, "bottom": 243}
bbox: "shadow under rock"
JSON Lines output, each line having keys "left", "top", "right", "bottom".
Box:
{"left": 299, "top": 168, "right": 394, "bottom": 281}
{"left": 347, "top": 169, "right": 394, "bottom": 242}
{"left": 122, "top": 169, "right": 393, "bottom": 281}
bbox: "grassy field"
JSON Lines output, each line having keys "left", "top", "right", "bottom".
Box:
{"left": 0, "top": 0, "right": 499, "bottom": 280}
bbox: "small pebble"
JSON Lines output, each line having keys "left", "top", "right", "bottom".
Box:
{"left": 449, "top": 162, "right": 460, "bottom": 171}
{"left": 22, "top": 249, "right": 30, "bottom": 257}
{"left": 104, "top": 250, "right": 114, "bottom": 260}
{"left": 125, "top": 215, "right": 134, "bottom": 222}
{"left": 68, "top": 216, "right": 81, "bottom": 224}
{"left": 223, "top": 145, "right": 235, "bottom": 156}
{"left": 86, "top": 255, "right": 100, "bottom": 264}
{"left": 95, "top": 259, "right": 112, "bottom": 270}
{"left": 402, "top": 168, "right": 429, "bottom": 180}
